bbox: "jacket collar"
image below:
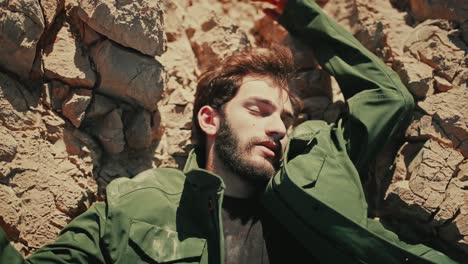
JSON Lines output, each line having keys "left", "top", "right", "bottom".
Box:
{"left": 183, "top": 147, "right": 225, "bottom": 195}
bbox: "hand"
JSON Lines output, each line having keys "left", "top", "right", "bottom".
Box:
{"left": 252, "top": 0, "right": 288, "bottom": 20}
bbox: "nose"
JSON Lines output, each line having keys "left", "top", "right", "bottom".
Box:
{"left": 266, "top": 113, "right": 287, "bottom": 141}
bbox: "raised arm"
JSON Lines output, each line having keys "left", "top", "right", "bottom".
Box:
{"left": 0, "top": 202, "right": 108, "bottom": 264}
{"left": 278, "top": 0, "right": 415, "bottom": 173}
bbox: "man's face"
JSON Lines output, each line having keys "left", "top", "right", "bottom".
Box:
{"left": 214, "top": 75, "right": 294, "bottom": 186}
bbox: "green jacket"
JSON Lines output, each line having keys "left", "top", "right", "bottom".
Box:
{"left": 0, "top": 0, "right": 457, "bottom": 263}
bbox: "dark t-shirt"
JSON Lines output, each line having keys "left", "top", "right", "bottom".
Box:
{"left": 222, "top": 195, "right": 318, "bottom": 264}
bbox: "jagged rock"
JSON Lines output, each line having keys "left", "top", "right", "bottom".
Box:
{"left": 17, "top": 189, "right": 57, "bottom": 248}
{"left": 62, "top": 89, "right": 92, "bottom": 128}
{"left": 409, "top": 0, "right": 468, "bottom": 22}
{"left": 0, "top": 185, "right": 21, "bottom": 238}
{"left": 48, "top": 81, "right": 70, "bottom": 112}
{"left": 406, "top": 113, "right": 452, "bottom": 146}
{"left": 63, "top": 127, "right": 102, "bottom": 179}
{"left": 404, "top": 20, "right": 467, "bottom": 84}
{"left": 96, "top": 109, "right": 125, "bottom": 154}
{"left": 453, "top": 71, "right": 468, "bottom": 89}
{"left": 151, "top": 110, "right": 163, "bottom": 141}
{"left": 64, "top": 0, "right": 102, "bottom": 46}
{"left": 80, "top": 23, "right": 101, "bottom": 45}
{"left": 159, "top": 103, "right": 193, "bottom": 130}
{"left": 63, "top": 127, "right": 102, "bottom": 166}
{"left": 0, "top": 128, "right": 17, "bottom": 162}
{"left": 167, "top": 89, "right": 194, "bottom": 106}
{"left": 386, "top": 139, "right": 466, "bottom": 253}
{"left": 96, "top": 147, "right": 156, "bottom": 189}
{"left": 418, "top": 88, "right": 468, "bottom": 158}
{"left": 40, "top": 0, "right": 65, "bottom": 28}
{"left": 161, "top": 0, "right": 185, "bottom": 42}
{"left": 386, "top": 139, "right": 464, "bottom": 218}
{"left": 190, "top": 14, "right": 250, "bottom": 71}
{"left": 342, "top": 0, "right": 412, "bottom": 59}
{"left": 0, "top": 72, "right": 39, "bottom": 131}
{"left": 91, "top": 40, "right": 165, "bottom": 111}
{"left": 165, "top": 128, "right": 192, "bottom": 156}
{"left": 41, "top": 112, "right": 66, "bottom": 143}
{"left": 125, "top": 109, "right": 152, "bottom": 149}
{"left": 43, "top": 21, "right": 96, "bottom": 88}
{"left": 180, "top": 1, "right": 218, "bottom": 38}
{"left": 0, "top": 0, "right": 44, "bottom": 78}
{"left": 394, "top": 58, "right": 434, "bottom": 99}
{"left": 434, "top": 75, "right": 454, "bottom": 92}
{"left": 77, "top": 0, "right": 166, "bottom": 56}
{"left": 158, "top": 35, "right": 198, "bottom": 90}
{"left": 153, "top": 131, "right": 178, "bottom": 168}
{"left": 5, "top": 119, "right": 96, "bottom": 251}
{"left": 254, "top": 16, "right": 289, "bottom": 44}
{"left": 85, "top": 94, "right": 116, "bottom": 120}
{"left": 440, "top": 203, "right": 468, "bottom": 254}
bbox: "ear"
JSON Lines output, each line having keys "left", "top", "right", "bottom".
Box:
{"left": 198, "top": 105, "right": 221, "bottom": 137}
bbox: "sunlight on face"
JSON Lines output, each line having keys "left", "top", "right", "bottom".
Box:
{"left": 214, "top": 75, "right": 294, "bottom": 185}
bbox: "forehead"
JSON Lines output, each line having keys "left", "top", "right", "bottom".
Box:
{"left": 231, "top": 75, "right": 293, "bottom": 111}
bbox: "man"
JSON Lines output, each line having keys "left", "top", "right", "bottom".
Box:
{"left": 0, "top": 0, "right": 458, "bottom": 263}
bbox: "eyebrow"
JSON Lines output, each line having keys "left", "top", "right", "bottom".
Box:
{"left": 247, "top": 96, "right": 295, "bottom": 120}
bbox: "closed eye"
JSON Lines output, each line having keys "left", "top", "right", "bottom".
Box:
{"left": 246, "top": 104, "right": 271, "bottom": 117}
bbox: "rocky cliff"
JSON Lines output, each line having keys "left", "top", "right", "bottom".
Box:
{"left": 0, "top": 0, "right": 466, "bottom": 260}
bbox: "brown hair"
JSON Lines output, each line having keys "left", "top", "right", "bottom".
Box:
{"left": 192, "top": 45, "right": 302, "bottom": 150}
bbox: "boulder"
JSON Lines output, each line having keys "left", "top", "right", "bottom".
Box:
{"left": 409, "top": 0, "right": 468, "bottom": 22}
{"left": 91, "top": 40, "right": 165, "bottom": 111}
{"left": 62, "top": 89, "right": 93, "bottom": 128}
{"left": 0, "top": 0, "right": 44, "bottom": 78}
{"left": 125, "top": 109, "right": 152, "bottom": 149}
{"left": 96, "top": 109, "right": 125, "bottom": 154}
{"left": 85, "top": 94, "right": 116, "bottom": 120}
{"left": 190, "top": 14, "right": 250, "bottom": 71}
{"left": 43, "top": 21, "right": 96, "bottom": 88}
{"left": 77, "top": 0, "right": 166, "bottom": 56}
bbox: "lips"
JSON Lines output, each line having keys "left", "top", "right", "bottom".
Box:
{"left": 257, "top": 140, "right": 279, "bottom": 158}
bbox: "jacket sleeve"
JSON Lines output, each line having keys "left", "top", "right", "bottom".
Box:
{"left": 0, "top": 202, "right": 108, "bottom": 264}
{"left": 279, "top": 0, "right": 415, "bottom": 174}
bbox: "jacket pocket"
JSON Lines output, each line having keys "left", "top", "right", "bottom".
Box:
{"left": 282, "top": 135, "right": 327, "bottom": 189}
{"left": 127, "top": 219, "right": 207, "bottom": 263}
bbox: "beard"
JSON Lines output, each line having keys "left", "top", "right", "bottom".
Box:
{"left": 214, "top": 118, "right": 281, "bottom": 190}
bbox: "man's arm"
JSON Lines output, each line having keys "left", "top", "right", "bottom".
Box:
{"left": 0, "top": 202, "right": 108, "bottom": 264}
{"left": 271, "top": 1, "right": 457, "bottom": 263}
{"left": 278, "top": 0, "right": 415, "bottom": 174}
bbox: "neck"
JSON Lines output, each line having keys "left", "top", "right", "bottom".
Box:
{"left": 205, "top": 144, "right": 256, "bottom": 198}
